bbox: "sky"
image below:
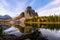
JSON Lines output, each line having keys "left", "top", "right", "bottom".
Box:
{"left": 0, "top": 0, "right": 60, "bottom": 17}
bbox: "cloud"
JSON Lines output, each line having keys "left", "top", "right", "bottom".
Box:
{"left": 0, "top": 0, "right": 60, "bottom": 17}
{"left": 29, "top": 0, "right": 36, "bottom": 6}
{"left": 38, "top": 7, "right": 60, "bottom": 16}
{"left": 14, "top": 2, "right": 26, "bottom": 13}
{"left": 0, "top": 2, "right": 17, "bottom": 17}
{"left": 0, "top": 7, "right": 17, "bottom": 17}
{"left": 38, "top": 0, "right": 60, "bottom": 16}
{"left": 0, "top": 0, "right": 16, "bottom": 17}
{"left": 1, "top": 0, "right": 9, "bottom": 6}
{"left": 0, "top": 0, "right": 26, "bottom": 17}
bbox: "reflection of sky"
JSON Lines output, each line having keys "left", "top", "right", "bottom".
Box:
{"left": 40, "top": 28, "right": 60, "bottom": 40}
{"left": 4, "top": 26, "right": 22, "bottom": 37}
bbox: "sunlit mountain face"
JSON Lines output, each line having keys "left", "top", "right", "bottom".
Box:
{"left": 0, "top": 0, "right": 60, "bottom": 17}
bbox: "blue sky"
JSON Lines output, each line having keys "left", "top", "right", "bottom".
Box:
{"left": 0, "top": 0, "right": 60, "bottom": 17}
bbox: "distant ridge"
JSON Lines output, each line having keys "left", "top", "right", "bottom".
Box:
{"left": 0, "top": 15, "right": 12, "bottom": 30}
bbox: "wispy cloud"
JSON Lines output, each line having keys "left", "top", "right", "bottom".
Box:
{"left": 1, "top": 0, "right": 9, "bottom": 6}
{"left": 0, "top": 0, "right": 16, "bottom": 17}
{"left": 38, "top": 0, "right": 60, "bottom": 16}
{"left": 0, "top": 0, "right": 60, "bottom": 17}
{"left": 14, "top": 2, "right": 26, "bottom": 13}
{"left": 0, "top": 0, "right": 26, "bottom": 17}
{"left": 0, "top": 7, "right": 17, "bottom": 17}
{"left": 29, "top": 0, "right": 36, "bottom": 6}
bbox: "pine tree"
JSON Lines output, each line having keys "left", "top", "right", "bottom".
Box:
{"left": 0, "top": 24, "right": 4, "bottom": 37}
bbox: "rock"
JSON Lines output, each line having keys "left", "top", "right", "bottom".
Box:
{"left": 19, "top": 6, "right": 38, "bottom": 33}
{"left": 19, "top": 30, "right": 48, "bottom": 40}
{"left": 20, "top": 6, "right": 38, "bottom": 18}
{"left": 0, "top": 35, "right": 20, "bottom": 40}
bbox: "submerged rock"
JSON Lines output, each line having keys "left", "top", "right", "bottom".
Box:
{"left": 19, "top": 30, "right": 48, "bottom": 40}
{"left": 0, "top": 30, "right": 48, "bottom": 40}
{"left": 0, "top": 35, "right": 20, "bottom": 40}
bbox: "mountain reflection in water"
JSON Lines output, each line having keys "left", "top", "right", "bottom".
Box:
{"left": 4, "top": 26, "right": 60, "bottom": 40}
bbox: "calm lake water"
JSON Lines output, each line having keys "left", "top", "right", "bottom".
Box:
{"left": 4, "top": 26, "right": 60, "bottom": 40}
{"left": 40, "top": 28, "right": 60, "bottom": 40}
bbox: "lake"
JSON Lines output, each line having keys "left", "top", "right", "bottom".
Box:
{"left": 4, "top": 26, "right": 60, "bottom": 40}
{"left": 40, "top": 28, "right": 60, "bottom": 40}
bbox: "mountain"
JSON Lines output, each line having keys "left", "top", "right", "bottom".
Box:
{"left": 0, "top": 15, "right": 12, "bottom": 30}
{"left": 3, "top": 15, "right": 12, "bottom": 20}
{"left": 20, "top": 6, "right": 38, "bottom": 18}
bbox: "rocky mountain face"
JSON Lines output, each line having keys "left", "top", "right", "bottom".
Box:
{"left": 20, "top": 6, "right": 38, "bottom": 18}
{"left": 0, "top": 15, "right": 11, "bottom": 20}
{"left": 0, "top": 15, "right": 12, "bottom": 30}
{"left": 18, "top": 6, "right": 38, "bottom": 32}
